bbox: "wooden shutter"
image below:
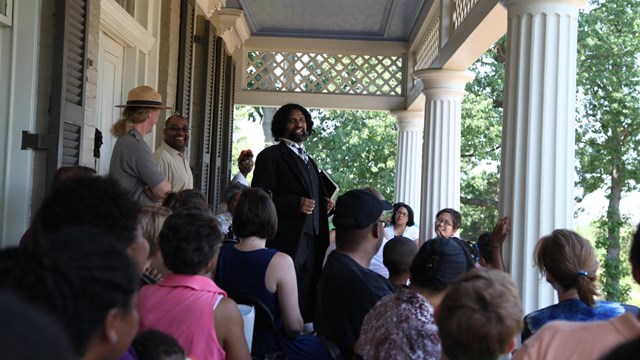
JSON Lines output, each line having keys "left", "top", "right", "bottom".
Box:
{"left": 220, "top": 54, "right": 236, "bottom": 190}
{"left": 195, "top": 21, "right": 217, "bottom": 200}
{"left": 176, "top": 0, "right": 195, "bottom": 118}
{"left": 209, "top": 37, "right": 227, "bottom": 211}
{"left": 47, "top": 0, "right": 89, "bottom": 191}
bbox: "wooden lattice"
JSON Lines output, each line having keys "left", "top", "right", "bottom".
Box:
{"left": 414, "top": 15, "right": 440, "bottom": 70}
{"left": 245, "top": 51, "right": 404, "bottom": 96}
{"left": 453, "top": 0, "right": 479, "bottom": 30}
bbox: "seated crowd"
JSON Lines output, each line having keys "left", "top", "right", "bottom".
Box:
{"left": 3, "top": 166, "right": 640, "bottom": 360}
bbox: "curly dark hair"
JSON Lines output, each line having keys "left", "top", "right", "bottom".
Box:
{"left": 159, "top": 208, "right": 223, "bottom": 274}
{"left": 0, "top": 226, "right": 138, "bottom": 358}
{"left": 410, "top": 237, "right": 475, "bottom": 292}
{"left": 389, "top": 202, "right": 415, "bottom": 227}
{"left": 29, "top": 176, "right": 140, "bottom": 249}
{"left": 133, "top": 329, "right": 185, "bottom": 360}
{"left": 271, "top": 103, "right": 314, "bottom": 140}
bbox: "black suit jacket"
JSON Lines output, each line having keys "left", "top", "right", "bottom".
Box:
{"left": 252, "top": 142, "right": 330, "bottom": 265}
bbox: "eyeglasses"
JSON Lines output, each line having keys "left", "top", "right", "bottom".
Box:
{"left": 166, "top": 126, "right": 190, "bottom": 132}
{"left": 240, "top": 160, "right": 254, "bottom": 165}
{"left": 435, "top": 217, "right": 454, "bottom": 227}
{"left": 376, "top": 219, "right": 389, "bottom": 227}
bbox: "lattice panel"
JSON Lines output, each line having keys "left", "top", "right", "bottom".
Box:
{"left": 245, "top": 51, "right": 404, "bottom": 96}
{"left": 453, "top": 0, "right": 480, "bottom": 30}
{"left": 414, "top": 15, "right": 440, "bottom": 70}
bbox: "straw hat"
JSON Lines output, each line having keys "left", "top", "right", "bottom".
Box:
{"left": 116, "top": 85, "right": 174, "bottom": 109}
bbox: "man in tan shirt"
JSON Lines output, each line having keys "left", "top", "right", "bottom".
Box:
{"left": 154, "top": 114, "right": 193, "bottom": 191}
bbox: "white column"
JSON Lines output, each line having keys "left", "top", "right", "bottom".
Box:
{"left": 413, "top": 69, "right": 474, "bottom": 243}
{"left": 500, "top": 0, "right": 585, "bottom": 315}
{"left": 392, "top": 110, "right": 424, "bottom": 224}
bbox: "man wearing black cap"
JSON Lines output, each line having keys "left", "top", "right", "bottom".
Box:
{"left": 314, "top": 189, "right": 395, "bottom": 358}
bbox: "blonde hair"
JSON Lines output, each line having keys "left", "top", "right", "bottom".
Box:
{"left": 111, "top": 107, "right": 156, "bottom": 137}
{"left": 139, "top": 205, "right": 172, "bottom": 257}
{"left": 534, "top": 229, "right": 600, "bottom": 306}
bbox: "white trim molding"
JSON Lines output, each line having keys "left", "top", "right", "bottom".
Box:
{"left": 211, "top": 8, "right": 250, "bottom": 55}
{"left": 100, "top": 0, "right": 155, "bottom": 53}
{"left": 0, "top": 0, "right": 13, "bottom": 27}
{"left": 197, "top": 0, "right": 226, "bottom": 19}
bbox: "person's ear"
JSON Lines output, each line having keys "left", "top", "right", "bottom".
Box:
{"left": 103, "top": 308, "right": 122, "bottom": 345}
{"left": 505, "top": 337, "right": 517, "bottom": 354}
{"left": 204, "top": 253, "right": 218, "bottom": 275}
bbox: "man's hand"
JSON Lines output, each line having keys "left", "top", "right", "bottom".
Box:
{"left": 299, "top": 197, "right": 316, "bottom": 215}
{"left": 326, "top": 197, "right": 335, "bottom": 213}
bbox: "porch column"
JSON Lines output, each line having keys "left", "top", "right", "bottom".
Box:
{"left": 391, "top": 110, "right": 424, "bottom": 224}
{"left": 413, "top": 69, "right": 474, "bottom": 243}
{"left": 500, "top": 0, "right": 585, "bottom": 315}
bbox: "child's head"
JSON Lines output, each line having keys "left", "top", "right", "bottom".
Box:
{"left": 159, "top": 208, "right": 222, "bottom": 275}
{"left": 133, "top": 330, "right": 186, "bottom": 360}
{"left": 383, "top": 236, "right": 417, "bottom": 277}
{"left": 436, "top": 268, "right": 522, "bottom": 360}
{"left": 476, "top": 232, "right": 494, "bottom": 266}
{"left": 534, "top": 229, "right": 599, "bottom": 305}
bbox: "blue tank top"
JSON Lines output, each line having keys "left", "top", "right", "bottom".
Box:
{"left": 214, "top": 245, "right": 280, "bottom": 321}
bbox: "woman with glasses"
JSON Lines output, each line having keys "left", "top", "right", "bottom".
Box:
{"left": 370, "top": 202, "right": 419, "bottom": 278}
{"left": 432, "top": 208, "right": 480, "bottom": 265}
{"left": 384, "top": 203, "right": 420, "bottom": 244}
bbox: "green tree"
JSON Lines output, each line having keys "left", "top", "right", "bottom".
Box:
{"left": 576, "top": 0, "right": 640, "bottom": 301}
{"left": 459, "top": 37, "right": 506, "bottom": 241}
{"left": 305, "top": 109, "right": 398, "bottom": 201}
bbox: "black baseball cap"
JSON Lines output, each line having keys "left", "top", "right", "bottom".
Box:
{"left": 333, "top": 189, "right": 393, "bottom": 231}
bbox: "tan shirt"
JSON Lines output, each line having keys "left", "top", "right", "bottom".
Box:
{"left": 154, "top": 141, "right": 193, "bottom": 192}
{"left": 513, "top": 312, "right": 640, "bottom": 360}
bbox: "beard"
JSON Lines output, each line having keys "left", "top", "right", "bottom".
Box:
{"left": 286, "top": 129, "right": 308, "bottom": 143}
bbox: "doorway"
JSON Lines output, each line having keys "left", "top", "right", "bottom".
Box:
{"left": 96, "top": 31, "right": 124, "bottom": 175}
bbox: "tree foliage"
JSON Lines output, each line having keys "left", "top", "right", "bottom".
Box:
{"left": 459, "top": 37, "right": 506, "bottom": 241}
{"left": 305, "top": 109, "right": 398, "bottom": 201}
{"left": 576, "top": 0, "right": 640, "bottom": 301}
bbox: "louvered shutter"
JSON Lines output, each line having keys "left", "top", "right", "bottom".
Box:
{"left": 195, "top": 21, "right": 216, "bottom": 200}
{"left": 220, "top": 54, "right": 235, "bottom": 193}
{"left": 47, "top": 0, "right": 89, "bottom": 191}
{"left": 209, "top": 37, "right": 227, "bottom": 211}
{"left": 176, "top": 0, "right": 195, "bottom": 118}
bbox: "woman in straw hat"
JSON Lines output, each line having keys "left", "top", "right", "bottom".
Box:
{"left": 109, "top": 85, "right": 173, "bottom": 204}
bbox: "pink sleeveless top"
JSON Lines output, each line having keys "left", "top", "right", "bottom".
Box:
{"left": 137, "top": 274, "right": 227, "bottom": 360}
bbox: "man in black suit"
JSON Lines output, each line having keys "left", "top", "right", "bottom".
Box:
{"left": 252, "top": 103, "right": 334, "bottom": 322}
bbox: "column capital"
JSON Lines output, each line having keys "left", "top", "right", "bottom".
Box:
{"left": 390, "top": 110, "right": 424, "bottom": 130}
{"left": 501, "top": 0, "right": 586, "bottom": 14}
{"left": 413, "top": 69, "right": 475, "bottom": 97}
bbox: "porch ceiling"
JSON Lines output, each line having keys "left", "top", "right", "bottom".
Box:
{"left": 227, "top": 0, "right": 430, "bottom": 42}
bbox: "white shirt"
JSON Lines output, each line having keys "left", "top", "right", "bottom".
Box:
{"left": 370, "top": 225, "right": 420, "bottom": 278}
